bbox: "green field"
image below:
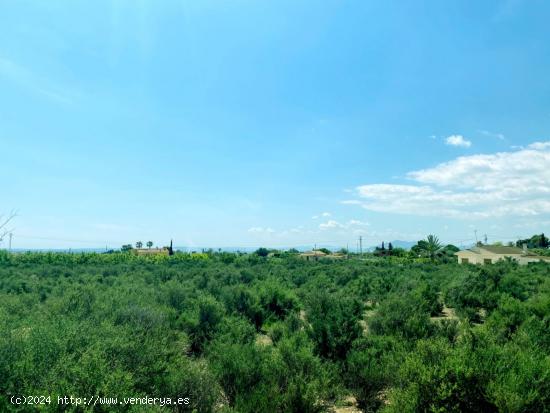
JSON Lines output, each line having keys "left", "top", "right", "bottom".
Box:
{"left": 1, "top": 251, "right": 549, "bottom": 412}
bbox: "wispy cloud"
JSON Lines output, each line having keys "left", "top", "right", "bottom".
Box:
{"left": 319, "top": 219, "right": 369, "bottom": 232}
{"left": 312, "top": 212, "right": 331, "bottom": 219}
{"left": 478, "top": 129, "right": 505, "bottom": 141}
{"left": 318, "top": 220, "right": 342, "bottom": 230}
{"left": 0, "top": 57, "right": 73, "bottom": 104}
{"left": 248, "top": 227, "right": 275, "bottom": 234}
{"left": 528, "top": 141, "right": 550, "bottom": 150}
{"left": 445, "top": 135, "right": 472, "bottom": 148}
{"left": 246, "top": 217, "right": 370, "bottom": 240}
{"left": 344, "top": 142, "right": 550, "bottom": 219}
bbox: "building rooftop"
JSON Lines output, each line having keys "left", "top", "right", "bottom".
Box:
{"left": 300, "top": 250, "right": 327, "bottom": 256}
{"left": 477, "top": 245, "right": 524, "bottom": 255}
{"left": 456, "top": 245, "right": 545, "bottom": 257}
{"left": 134, "top": 247, "right": 169, "bottom": 255}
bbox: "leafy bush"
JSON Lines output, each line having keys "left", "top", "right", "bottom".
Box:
{"left": 305, "top": 290, "right": 363, "bottom": 360}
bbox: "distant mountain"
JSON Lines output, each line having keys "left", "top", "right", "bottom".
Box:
{"left": 366, "top": 240, "right": 417, "bottom": 251}
{"left": 388, "top": 240, "right": 417, "bottom": 250}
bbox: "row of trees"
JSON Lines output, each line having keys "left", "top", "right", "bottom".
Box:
{"left": 372, "top": 235, "right": 459, "bottom": 262}
{"left": 122, "top": 241, "right": 154, "bottom": 250}
{"left": 516, "top": 233, "right": 549, "bottom": 249}
{"left": 255, "top": 235, "right": 459, "bottom": 262}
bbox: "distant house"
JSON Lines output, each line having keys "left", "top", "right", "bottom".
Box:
{"left": 134, "top": 240, "right": 174, "bottom": 256}
{"left": 134, "top": 247, "right": 170, "bottom": 256}
{"left": 455, "top": 245, "right": 550, "bottom": 265}
{"left": 300, "top": 250, "right": 327, "bottom": 261}
{"left": 330, "top": 252, "right": 347, "bottom": 260}
{"left": 299, "top": 250, "right": 346, "bottom": 261}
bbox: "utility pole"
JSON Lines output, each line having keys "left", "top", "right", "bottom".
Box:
{"left": 474, "top": 230, "right": 478, "bottom": 244}
{"left": 8, "top": 233, "right": 12, "bottom": 252}
{"left": 484, "top": 234, "right": 488, "bottom": 245}
{"left": 359, "top": 236, "right": 363, "bottom": 256}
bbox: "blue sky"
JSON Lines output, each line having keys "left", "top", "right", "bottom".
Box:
{"left": 1, "top": 0, "right": 550, "bottom": 249}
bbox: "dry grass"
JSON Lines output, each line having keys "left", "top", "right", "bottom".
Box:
{"left": 255, "top": 333, "right": 273, "bottom": 346}
{"left": 333, "top": 396, "right": 361, "bottom": 413}
{"left": 430, "top": 305, "right": 458, "bottom": 322}
{"left": 361, "top": 301, "right": 378, "bottom": 334}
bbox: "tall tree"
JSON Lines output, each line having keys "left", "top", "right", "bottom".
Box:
{"left": 412, "top": 235, "right": 443, "bottom": 260}
{"left": 121, "top": 244, "right": 133, "bottom": 251}
{"left": 540, "top": 233, "right": 549, "bottom": 248}
{"left": 424, "top": 234, "right": 443, "bottom": 260}
{"left": 255, "top": 247, "right": 269, "bottom": 257}
{"left": 136, "top": 241, "right": 143, "bottom": 249}
{"left": 146, "top": 241, "right": 153, "bottom": 249}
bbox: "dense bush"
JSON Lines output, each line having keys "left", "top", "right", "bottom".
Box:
{"left": 0, "top": 252, "right": 548, "bottom": 412}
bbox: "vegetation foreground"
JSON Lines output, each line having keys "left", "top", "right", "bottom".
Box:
{"left": 0, "top": 251, "right": 549, "bottom": 412}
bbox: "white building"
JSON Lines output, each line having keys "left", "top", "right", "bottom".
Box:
{"left": 455, "top": 245, "right": 550, "bottom": 265}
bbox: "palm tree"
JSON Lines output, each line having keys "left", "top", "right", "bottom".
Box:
{"left": 146, "top": 241, "right": 153, "bottom": 249}
{"left": 423, "top": 234, "right": 442, "bottom": 260}
{"left": 136, "top": 241, "right": 143, "bottom": 249}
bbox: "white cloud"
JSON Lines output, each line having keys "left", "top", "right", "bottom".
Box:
{"left": 349, "top": 142, "right": 550, "bottom": 219}
{"left": 445, "top": 135, "right": 472, "bottom": 148}
{"left": 312, "top": 212, "right": 331, "bottom": 219}
{"left": 479, "top": 130, "right": 505, "bottom": 140}
{"left": 319, "top": 219, "right": 370, "bottom": 231}
{"left": 348, "top": 219, "right": 370, "bottom": 227}
{"left": 319, "top": 220, "right": 342, "bottom": 230}
{"left": 528, "top": 141, "right": 550, "bottom": 150}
